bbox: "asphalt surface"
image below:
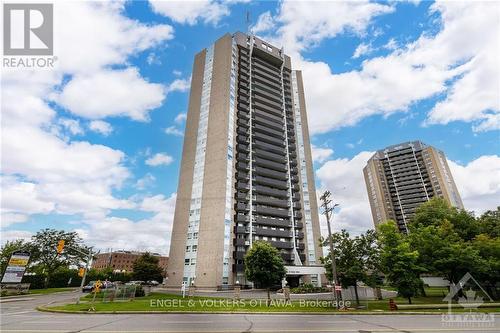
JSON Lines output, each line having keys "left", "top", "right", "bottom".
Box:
{"left": 1, "top": 291, "right": 499, "bottom": 333}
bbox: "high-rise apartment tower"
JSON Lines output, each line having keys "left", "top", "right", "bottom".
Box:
{"left": 166, "top": 32, "right": 323, "bottom": 289}
{"left": 363, "top": 141, "right": 464, "bottom": 233}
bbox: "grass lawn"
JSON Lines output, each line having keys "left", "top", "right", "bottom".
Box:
{"left": 29, "top": 287, "right": 75, "bottom": 295}
{"left": 45, "top": 292, "right": 500, "bottom": 314}
{"left": 1, "top": 287, "right": 75, "bottom": 297}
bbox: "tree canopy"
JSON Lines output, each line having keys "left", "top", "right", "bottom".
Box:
{"left": 321, "top": 229, "right": 380, "bottom": 305}
{"left": 132, "top": 252, "right": 163, "bottom": 282}
{"left": 244, "top": 241, "right": 286, "bottom": 305}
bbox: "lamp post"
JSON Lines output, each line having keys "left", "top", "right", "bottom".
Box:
{"left": 235, "top": 280, "right": 241, "bottom": 300}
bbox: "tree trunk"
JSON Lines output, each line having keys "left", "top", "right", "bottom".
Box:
{"left": 267, "top": 288, "right": 271, "bottom": 307}
{"left": 420, "top": 283, "right": 426, "bottom": 297}
{"left": 408, "top": 297, "right": 412, "bottom": 304}
{"left": 354, "top": 284, "right": 360, "bottom": 306}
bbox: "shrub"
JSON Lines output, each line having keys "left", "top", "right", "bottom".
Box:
{"left": 134, "top": 285, "right": 145, "bottom": 297}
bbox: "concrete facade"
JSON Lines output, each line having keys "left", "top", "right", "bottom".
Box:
{"left": 166, "top": 32, "right": 323, "bottom": 289}
{"left": 363, "top": 141, "right": 464, "bottom": 232}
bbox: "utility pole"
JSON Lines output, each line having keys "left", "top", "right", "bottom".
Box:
{"left": 319, "top": 190, "right": 342, "bottom": 308}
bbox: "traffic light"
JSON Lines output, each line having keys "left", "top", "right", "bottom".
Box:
{"left": 56, "top": 240, "right": 65, "bottom": 254}
{"left": 78, "top": 267, "right": 85, "bottom": 277}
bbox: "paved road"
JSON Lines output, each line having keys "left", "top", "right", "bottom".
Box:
{"left": 1, "top": 291, "right": 498, "bottom": 333}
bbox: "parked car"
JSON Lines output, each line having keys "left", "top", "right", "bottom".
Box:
{"left": 147, "top": 280, "right": 160, "bottom": 286}
{"left": 82, "top": 281, "right": 96, "bottom": 292}
{"left": 126, "top": 280, "right": 145, "bottom": 286}
{"left": 82, "top": 280, "right": 115, "bottom": 292}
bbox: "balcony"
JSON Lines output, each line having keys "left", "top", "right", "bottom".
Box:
{"left": 270, "top": 241, "right": 294, "bottom": 249}
{"left": 254, "top": 205, "right": 290, "bottom": 218}
{"left": 235, "top": 214, "right": 249, "bottom": 223}
{"left": 254, "top": 149, "right": 286, "bottom": 164}
{"left": 234, "top": 238, "right": 247, "bottom": 246}
{"left": 253, "top": 175, "right": 288, "bottom": 190}
{"left": 254, "top": 216, "right": 291, "bottom": 228}
{"left": 234, "top": 225, "right": 249, "bottom": 234}
{"left": 236, "top": 162, "right": 249, "bottom": 171}
{"left": 233, "top": 250, "right": 246, "bottom": 260}
{"left": 254, "top": 227, "right": 292, "bottom": 238}
{"left": 253, "top": 185, "right": 288, "bottom": 198}
{"left": 236, "top": 182, "right": 250, "bottom": 191}
{"left": 254, "top": 195, "right": 289, "bottom": 208}
{"left": 254, "top": 157, "right": 286, "bottom": 172}
{"left": 235, "top": 203, "right": 249, "bottom": 211}
{"left": 233, "top": 264, "right": 245, "bottom": 272}
{"left": 253, "top": 166, "right": 287, "bottom": 181}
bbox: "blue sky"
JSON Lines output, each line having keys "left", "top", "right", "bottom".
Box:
{"left": 2, "top": 1, "right": 499, "bottom": 254}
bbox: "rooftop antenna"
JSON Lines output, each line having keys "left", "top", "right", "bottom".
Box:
{"left": 246, "top": 10, "right": 251, "bottom": 35}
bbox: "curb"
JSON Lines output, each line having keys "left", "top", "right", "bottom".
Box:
{"left": 0, "top": 297, "right": 36, "bottom": 303}
{"left": 37, "top": 306, "right": 500, "bottom": 316}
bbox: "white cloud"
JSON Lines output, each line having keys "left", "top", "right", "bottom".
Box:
{"left": 251, "top": 11, "right": 275, "bottom": 34}
{"left": 149, "top": 0, "right": 229, "bottom": 25}
{"left": 55, "top": 68, "right": 166, "bottom": 121}
{"left": 58, "top": 118, "right": 84, "bottom": 136}
{"left": 173, "top": 70, "right": 182, "bottom": 76}
{"left": 448, "top": 155, "right": 500, "bottom": 214}
{"left": 1, "top": 1, "right": 172, "bottom": 232}
{"left": 316, "top": 151, "right": 375, "bottom": 235}
{"left": 264, "top": 1, "right": 394, "bottom": 55}
{"left": 89, "top": 120, "right": 113, "bottom": 136}
{"left": 352, "top": 42, "right": 373, "bottom": 59}
{"left": 166, "top": 77, "right": 191, "bottom": 93}
{"left": 175, "top": 112, "right": 187, "bottom": 123}
{"left": 311, "top": 145, "right": 334, "bottom": 163}
{"left": 258, "top": 1, "right": 499, "bottom": 134}
{"left": 146, "top": 52, "right": 162, "bottom": 65}
{"left": 146, "top": 153, "right": 174, "bottom": 166}
{"left": 384, "top": 38, "right": 398, "bottom": 50}
{"left": 136, "top": 173, "right": 156, "bottom": 190}
{"left": 75, "top": 193, "right": 176, "bottom": 254}
{"left": 51, "top": 1, "right": 174, "bottom": 74}
{"left": 0, "top": 230, "right": 33, "bottom": 245}
{"left": 165, "top": 126, "right": 184, "bottom": 137}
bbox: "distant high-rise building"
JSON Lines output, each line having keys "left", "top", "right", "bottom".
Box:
{"left": 363, "top": 141, "right": 463, "bottom": 232}
{"left": 166, "top": 32, "right": 324, "bottom": 289}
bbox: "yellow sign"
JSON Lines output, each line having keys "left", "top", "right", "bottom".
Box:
{"left": 8, "top": 258, "right": 28, "bottom": 266}
{"left": 78, "top": 268, "right": 85, "bottom": 277}
{"left": 94, "top": 280, "right": 103, "bottom": 293}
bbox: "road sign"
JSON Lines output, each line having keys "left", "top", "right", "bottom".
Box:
{"left": 334, "top": 285, "right": 342, "bottom": 291}
{"left": 1, "top": 250, "right": 30, "bottom": 283}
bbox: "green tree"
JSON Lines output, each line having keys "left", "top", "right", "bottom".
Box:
{"left": 321, "top": 229, "right": 380, "bottom": 306}
{"left": 412, "top": 198, "right": 479, "bottom": 241}
{"left": 244, "top": 241, "right": 286, "bottom": 306}
{"left": 132, "top": 253, "right": 163, "bottom": 282}
{"left": 408, "top": 221, "right": 484, "bottom": 285}
{"left": 378, "top": 221, "right": 423, "bottom": 304}
{"left": 1, "top": 239, "right": 28, "bottom": 275}
{"left": 28, "top": 229, "right": 89, "bottom": 288}
{"left": 471, "top": 234, "right": 500, "bottom": 299}
{"left": 477, "top": 208, "right": 500, "bottom": 238}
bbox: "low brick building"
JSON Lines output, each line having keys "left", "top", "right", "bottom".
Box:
{"left": 92, "top": 250, "right": 168, "bottom": 275}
